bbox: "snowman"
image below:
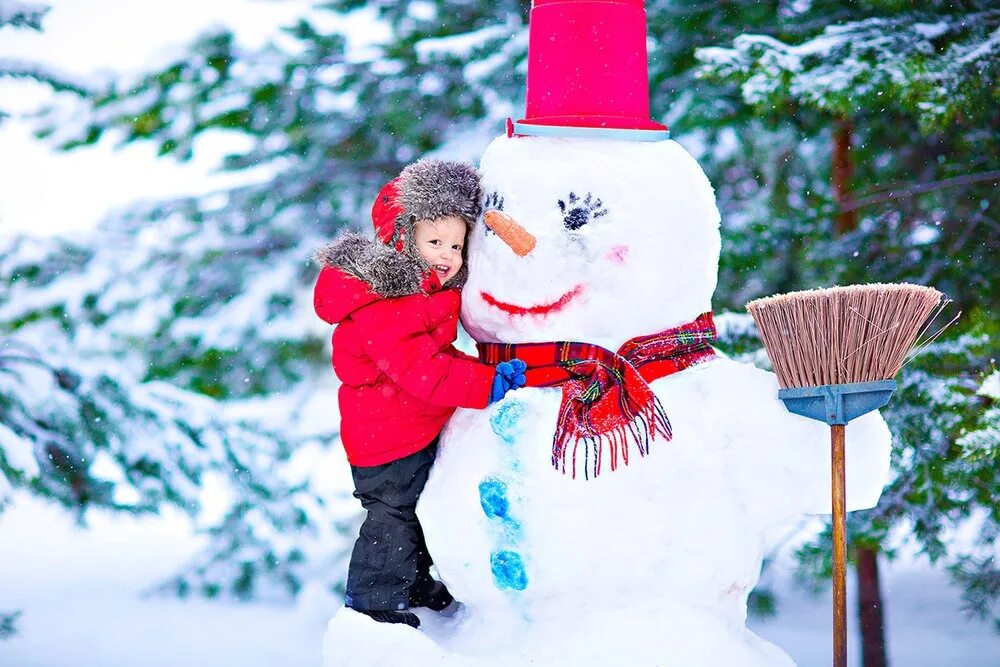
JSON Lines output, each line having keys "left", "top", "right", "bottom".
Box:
{"left": 323, "top": 1, "right": 891, "bottom": 664}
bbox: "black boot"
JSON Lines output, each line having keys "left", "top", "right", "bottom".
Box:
{"left": 409, "top": 579, "right": 456, "bottom": 613}
{"left": 356, "top": 608, "right": 421, "bottom": 629}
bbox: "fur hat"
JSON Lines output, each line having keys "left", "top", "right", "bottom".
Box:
{"left": 374, "top": 159, "right": 483, "bottom": 251}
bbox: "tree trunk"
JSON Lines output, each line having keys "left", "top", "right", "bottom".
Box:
{"left": 833, "top": 117, "right": 858, "bottom": 234}
{"left": 856, "top": 546, "right": 888, "bottom": 667}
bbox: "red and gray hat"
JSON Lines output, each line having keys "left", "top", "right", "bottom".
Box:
{"left": 371, "top": 159, "right": 483, "bottom": 252}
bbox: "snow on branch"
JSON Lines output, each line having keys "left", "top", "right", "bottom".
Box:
{"left": 0, "top": 58, "right": 92, "bottom": 96}
{"left": 0, "top": 0, "right": 48, "bottom": 30}
{"left": 694, "top": 10, "right": 1000, "bottom": 128}
{"left": 415, "top": 23, "right": 515, "bottom": 61}
{"left": 0, "top": 331, "right": 345, "bottom": 599}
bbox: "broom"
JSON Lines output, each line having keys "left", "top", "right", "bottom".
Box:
{"left": 746, "top": 283, "right": 946, "bottom": 667}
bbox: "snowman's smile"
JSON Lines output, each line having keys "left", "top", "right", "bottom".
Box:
{"left": 480, "top": 284, "right": 584, "bottom": 317}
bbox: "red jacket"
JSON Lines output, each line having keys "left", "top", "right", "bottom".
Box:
{"left": 313, "top": 235, "right": 494, "bottom": 467}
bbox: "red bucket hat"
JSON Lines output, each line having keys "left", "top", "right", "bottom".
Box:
{"left": 509, "top": 0, "right": 669, "bottom": 142}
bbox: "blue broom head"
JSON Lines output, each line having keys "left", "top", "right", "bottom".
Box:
{"left": 777, "top": 380, "right": 896, "bottom": 426}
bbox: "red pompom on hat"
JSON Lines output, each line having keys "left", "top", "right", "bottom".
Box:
{"left": 509, "top": 0, "right": 669, "bottom": 142}
{"left": 371, "top": 177, "right": 406, "bottom": 251}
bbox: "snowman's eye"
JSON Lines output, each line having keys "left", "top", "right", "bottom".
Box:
{"left": 483, "top": 191, "right": 505, "bottom": 236}
{"left": 557, "top": 192, "right": 608, "bottom": 231}
{"left": 484, "top": 191, "right": 505, "bottom": 212}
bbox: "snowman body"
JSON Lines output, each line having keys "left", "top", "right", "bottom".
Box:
{"left": 322, "top": 136, "right": 891, "bottom": 666}
{"left": 421, "top": 358, "right": 888, "bottom": 665}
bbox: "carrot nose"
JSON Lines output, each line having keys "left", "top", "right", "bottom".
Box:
{"left": 484, "top": 210, "right": 537, "bottom": 257}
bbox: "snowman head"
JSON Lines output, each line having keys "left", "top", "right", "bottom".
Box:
{"left": 460, "top": 135, "right": 722, "bottom": 349}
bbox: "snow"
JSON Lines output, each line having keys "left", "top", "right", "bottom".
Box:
{"left": 0, "top": 417, "right": 38, "bottom": 506}
{"left": 407, "top": 1, "right": 437, "bottom": 22}
{"left": 714, "top": 310, "right": 759, "bottom": 341}
{"left": 3, "top": 492, "right": 997, "bottom": 667}
{"left": 979, "top": 370, "right": 1000, "bottom": 400}
{"left": 693, "top": 15, "right": 983, "bottom": 114}
{"left": 0, "top": 56, "right": 90, "bottom": 93}
{"left": 0, "top": 422, "right": 38, "bottom": 479}
{"left": 913, "top": 21, "right": 950, "bottom": 40}
{"left": 0, "top": 494, "right": 335, "bottom": 667}
{"left": 462, "top": 26, "right": 528, "bottom": 94}
{"left": 956, "top": 25, "right": 1000, "bottom": 66}
{"left": 415, "top": 24, "right": 515, "bottom": 61}
{"left": 909, "top": 225, "right": 941, "bottom": 245}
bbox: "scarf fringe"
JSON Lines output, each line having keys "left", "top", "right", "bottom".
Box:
{"left": 553, "top": 394, "right": 673, "bottom": 480}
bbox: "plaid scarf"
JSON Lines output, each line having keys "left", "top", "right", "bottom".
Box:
{"left": 478, "top": 312, "right": 717, "bottom": 479}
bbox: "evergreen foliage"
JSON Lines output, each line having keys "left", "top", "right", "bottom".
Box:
{"left": 0, "top": 610, "right": 18, "bottom": 639}
{"left": 1, "top": 2, "right": 350, "bottom": 604}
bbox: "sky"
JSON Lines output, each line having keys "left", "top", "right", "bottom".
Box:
{"left": 0, "top": 0, "right": 311, "bottom": 237}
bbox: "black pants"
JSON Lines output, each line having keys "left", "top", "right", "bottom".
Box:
{"left": 345, "top": 441, "right": 438, "bottom": 611}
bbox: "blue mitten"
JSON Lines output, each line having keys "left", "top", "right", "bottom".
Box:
{"left": 489, "top": 358, "right": 528, "bottom": 404}
{"left": 501, "top": 359, "right": 527, "bottom": 389}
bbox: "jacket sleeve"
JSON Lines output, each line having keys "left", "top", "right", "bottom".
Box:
{"left": 444, "top": 344, "right": 482, "bottom": 364}
{"left": 353, "top": 299, "right": 495, "bottom": 409}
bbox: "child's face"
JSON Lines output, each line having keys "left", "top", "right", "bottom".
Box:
{"left": 414, "top": 215, "right": 466, "bottom": 284}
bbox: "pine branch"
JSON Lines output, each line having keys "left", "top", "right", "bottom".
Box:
{"left": 0, "top": 610, "right": 19, "bottom": 640}
{"left": 840, "top": 170, "right": 1000, "bottom": 212}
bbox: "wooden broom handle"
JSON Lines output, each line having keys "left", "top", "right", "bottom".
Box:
{"left": 831, "top": 423, "right": 848, "bottom": 667}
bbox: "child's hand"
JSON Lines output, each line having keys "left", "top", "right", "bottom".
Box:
{"left": 500, "top": 359, "right": 527, "bottom": 388}
{"left": 489, "top": 359, "right": 527, "bottom": 404}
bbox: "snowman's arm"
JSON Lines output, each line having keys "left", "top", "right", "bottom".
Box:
{"left": 770, "top": 406, "right": 893, "bottom": 515}
{"left": 729, "top": 362, "right": 894, "bottom": 521}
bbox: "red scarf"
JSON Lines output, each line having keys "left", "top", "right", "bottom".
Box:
{"left": 478, "top": 312, "right": 717, "bottom": 479}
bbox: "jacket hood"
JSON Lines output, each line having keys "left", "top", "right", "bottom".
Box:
{"left": 313, "top": 232, "right": 468, "bottom": 323}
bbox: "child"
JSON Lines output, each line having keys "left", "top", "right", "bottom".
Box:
{"left": 313, "top": 159, "right": 525, "bottom": 629}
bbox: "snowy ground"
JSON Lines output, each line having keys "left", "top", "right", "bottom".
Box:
{"left": 1, "top": 492, "right": 996, "bottom": 667}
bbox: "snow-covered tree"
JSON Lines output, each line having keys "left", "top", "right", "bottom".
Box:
{"left": 1, "top": 0, "right": 91, "bottom": 636}
{"left": 697, "top": 3, "right": 999, "bottom": 661}
{"left": 0, "top": 230, "right": 344, "bottom": 603}
{"left": 950, "top": 368, "right": 1000, "bottom": 631}
{"left": 1, "top": 3, "right": 354, "bottom": 612}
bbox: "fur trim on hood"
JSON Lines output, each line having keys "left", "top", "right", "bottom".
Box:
{"left": 314, "top": 231, "right": 468, "bottom": 297}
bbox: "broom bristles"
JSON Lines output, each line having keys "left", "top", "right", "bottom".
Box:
{"left": 746, "top": 283, "right": 945, "bottom": 389}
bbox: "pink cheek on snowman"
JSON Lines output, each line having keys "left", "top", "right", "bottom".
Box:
{"left": 606, "top": 245, "right": 630, "bottom": 265}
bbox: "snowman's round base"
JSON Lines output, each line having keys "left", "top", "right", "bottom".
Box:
{"left": 321, "top": 602, "right": 795, "bottom": 666}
